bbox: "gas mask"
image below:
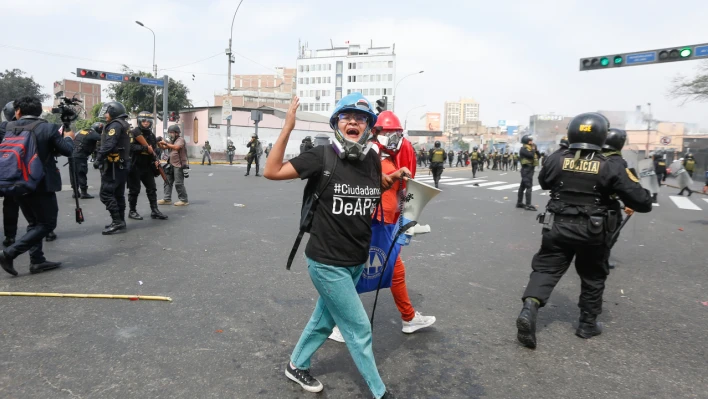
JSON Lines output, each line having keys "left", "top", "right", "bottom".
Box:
{"left": 332, "top": 127, "right": 373, "bottom": 161}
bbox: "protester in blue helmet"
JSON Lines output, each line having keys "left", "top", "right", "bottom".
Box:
{"left": 329, "top": 92, "right": 378, "bottom": 161}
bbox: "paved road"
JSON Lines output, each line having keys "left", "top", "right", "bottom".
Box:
{"left": 0, "top": 162, "right": 705, "bottom": 398}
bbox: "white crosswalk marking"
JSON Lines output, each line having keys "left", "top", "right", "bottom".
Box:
{"left": 469, "top": 181, "right": 506, "bottom": 187}
{"left": 703, "top": 199, "right": 708, "bottom": 205}
{"left": 442, "top": 180, "right": 478, "bottom": 186}
{"left": 669, "top": 196, "right": 702, "bottom": 210}
{"left": 488, "top": 183, "right": 520, "bottom": 190}
{"left": 532, "top": 185, "right": 543, "bottom": 191}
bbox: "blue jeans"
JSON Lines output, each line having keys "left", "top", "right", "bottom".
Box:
{"left": 291, "top": 257, "right": 387, "bottom": 398}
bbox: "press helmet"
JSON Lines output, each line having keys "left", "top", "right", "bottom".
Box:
{"left": 559, "top": 136, "right": 569, "bottom": 148}
{"left": 137, "top": 111, "right": 154, "bottom": 130}
{"left": 167, "top": 125, "right": 181, "bottom": 136}
{"left": 603, "top": 128, "right": 627, "bottom": 151}
{"left": 98, "top": 101, "right": 127, "bottom": 121}
{"left": 521, "top": 135, "right": 532, "bottom": 144}
{"left": 566, "top": 112, "right": 609, "bottom": 151}
{"left": 2, "top": 101, "right": 15, "bottom": 122}
{"left": 329, "top": 92, "right": 378, "bottom": 161}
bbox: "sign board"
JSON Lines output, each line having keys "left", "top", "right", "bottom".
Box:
{"left": 697, "top": 45, "right": 708, "bottom": 57}
{"left": 498, "top": 120, "right": 506, "bottom": 127}
{"left": 626, "top": 52, "right": 657, "bottom": 65}
{"left": 251, "top": 110, "right": 263, "bottom": 123}
{"left": 222, "top": 97, "right": 233, "bottom": 121}
{"left": 535, "top": 115, "right": 564, "bottom": 121}
{"left": 139, "top": 77, "right": 165, "bottom": 87}
{"left": 407, "top": 130, "right": 441, "bottom": 137}
{"left": 659, "top": 136, "right": 671, "bottom": 145}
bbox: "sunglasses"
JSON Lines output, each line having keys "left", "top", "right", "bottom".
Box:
{"left": 338, "top": 113, "right": 369, "bottom": 124}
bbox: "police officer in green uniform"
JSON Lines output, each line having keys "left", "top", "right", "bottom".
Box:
{"left": 127, "top": 111, "right": 168, "bottom": 221}
{"left": 428, "top": 141, "right": 446, "bottom": 188}
{"left": 678, "top": 153, "right": 696, "bottom": 196}
{"left": 515, "top": 113, "right": 652, "bottom": 349}
{"left": 512, "top": 152, "right": 519, "bottom": 171}
{"left": 516, "top": 135, "right": 540, "bottom": 211}
{"left": 470, "top": 146, "right": 480, "bottom": 178}
{"left": 94, "top": 102, "right": 131, "bottom": 235}
{"left": 479, "top": 150, "right": 485, "bottom": 172}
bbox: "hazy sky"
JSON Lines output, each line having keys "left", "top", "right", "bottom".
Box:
{"left": 3, "top": 0, "right": 708, "bottom": 129}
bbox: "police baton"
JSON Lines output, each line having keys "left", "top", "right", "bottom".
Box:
{"left": 609, "top": 213, "right": 632, "bottom": 244}
{"left": 71, "top": 157, "right": 85, "bottom": 224}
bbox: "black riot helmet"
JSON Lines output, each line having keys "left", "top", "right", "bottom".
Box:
{"left": 434, "top": 141, "right": 441, "bottom": 148}
{"left": 521, "top": 135, "right": 532, "bottom": 144}
{"left": 98, "top": 101, "right": 127, "bottom": 121}
{"left": 473, "top": 146, "right": 478, "bottom": 151}
{"left": 137, "top": 111, "right": 154, "bottom": 130}
{"left": 167, "top": 125, "right": 181, "bottom": 136}
{"left": 567, "top": 112, "right": 608, "bottom": 151}
{"left": 304, "top": 136, "right": 312, "bottom": 142}
{"left": 559, "top": 136, "right": 569, "bottom": 148}
{"left": 90, "top": 121, "right": 105, "bottom": 134}
{"left": 603, "top": 128, "right": 627, "bottom": 151}
{"left": 2, "top": 101, "right": 15, "bottom": 122}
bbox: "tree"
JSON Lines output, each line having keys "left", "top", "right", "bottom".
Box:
{"left": 669, "top": 61, "right": 708, "bottom": 105}
{"left": 105, "top": 66, "right": 192, "bottom": 115}
{"left": 74, "top": 103, "right": 103, "bottom": 131}
{"left": 0, "top": 69, "right": 50, "bottom": 106}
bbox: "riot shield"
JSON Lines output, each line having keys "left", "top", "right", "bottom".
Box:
{"left": 676, "top": 169, "right": 693, "bottom": 189}
{"left": 668, "top": 160, "right": 683, "bottom": 177}
{"left": 637, "top": 158, "right": 660, "bottom": 195}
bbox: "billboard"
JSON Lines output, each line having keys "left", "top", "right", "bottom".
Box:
{"left": 425, "top": 113, "right": 441, "bottom": 131}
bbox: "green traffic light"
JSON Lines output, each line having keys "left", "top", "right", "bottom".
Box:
{"left": 680, "top": 48, "right": 692, "bottom": 58}
{"left": 614, "top": 56, "right": 623, "bottom": 65}
{"left": 600, "top": 57, "right": 610, "bottom": 66}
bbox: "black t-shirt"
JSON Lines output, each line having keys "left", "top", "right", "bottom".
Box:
{"left": 289, "top": 145, "right": 382, "bottom": 266}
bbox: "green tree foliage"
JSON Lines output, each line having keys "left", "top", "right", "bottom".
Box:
{"left": 455, "top": 139, "right": 470, "bottom": 152}
{"left": 105, "top": 66, "right": 192, "bottom": 115}
{"left": 0, "top": 69, "right": 49, "bottom": 106}
{"left": 73, "top": 103, "right": 104, "bottom": 131}
{"left": 670, "top": 61, "right": 708, "bottom": 105}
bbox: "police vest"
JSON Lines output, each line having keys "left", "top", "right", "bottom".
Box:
{"left": 471, "top": 152, "right": 479, "bottom": 161}
{"left": 551, "top": 151, "right": 611, "bottom": 208}
{"left": 73, "top": 130, "right": 92, "bottom": 157}
{"left": 431, "top": 149, "right": 446, "bottom": 163}
{"left": 101, "top": 118, "right": 131, "bottom": 163}
{"left": 521, "top": 145, "right": 534, "bottom": 165}
{"left": 657, "top": 160, "right": 666, "bottom": 167}
{"left": 513, "top": 155, "right": 519, "bottom": 161}
{"left": 685, "top": 159, "right": 695, "bottom": 171}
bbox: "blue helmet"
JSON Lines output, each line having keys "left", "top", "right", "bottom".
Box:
{"left": 329, "top": 93, "right": 378, "bottom": 161}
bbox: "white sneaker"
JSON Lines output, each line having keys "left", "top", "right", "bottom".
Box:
{"left": 402, "top": 312, "right": 436, "bottom": 334}
{"left": 328, "top": 326, "right": 345, "bottom": 343}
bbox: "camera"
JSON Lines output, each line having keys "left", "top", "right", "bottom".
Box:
{"left": 52, "top": 93, "right": 82, "bottom": 126}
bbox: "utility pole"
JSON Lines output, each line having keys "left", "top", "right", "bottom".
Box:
{"left": 226, "top": 0, "right": 245, "bottom": 139}
{"left": 645, "top": 103, "right": 652, "bottom": 155}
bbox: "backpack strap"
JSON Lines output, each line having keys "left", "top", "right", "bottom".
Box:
{"left": 286, "top": 145, "right": 339, "bottom": 270}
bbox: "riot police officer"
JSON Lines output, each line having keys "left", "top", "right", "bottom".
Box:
{"left": 515, "top": 113, "right": 652, "bottom": 349}
{"left": 516, "top": 135, "right": 540, "bottom": 211}
{"left": 70, "top": 122, "right": 102, "bottom": 199}
{"left": 653, "top": 151, "right": 667, "bottom": 186}
{"left": 602, "top": 128, "right": 633, "bottom": 269}
{"left": 245, "top": 133, "right": 262, "bottom": 176}
{"left": 428, "top": 141, "right": 446, "bottom": 188}
{"left": 127, "top": 111, "right": 168, "bottom": 221}
{"left": 555, "top": 136, "right": 569, "bottom": 154}
{"left": 94, "top": 101, "right": 131, "bottom": 235}
{"left": 300, "top": 136, "right": 314, "bottom": 154}
{"left": 447, "top": 150, "right": 454, "bottom": 167}
{"left": 470, "top": 146, "right": 480, "bottom": 178}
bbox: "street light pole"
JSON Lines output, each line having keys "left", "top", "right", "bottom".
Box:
{"left": 392, "top": 70, "right": 424, "bottom": 112}
{"left": 136, "top": 21, "right": 157, "bottom": 135}
{"left": 404, "top": 104, "right": 426, "bottom": 130}
{"left": 226, "top": 0, "right": 245, "bottom": 139}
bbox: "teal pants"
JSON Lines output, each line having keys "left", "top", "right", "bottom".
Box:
{"left": 290, "top": 257, "right": 387, "bottom": 398}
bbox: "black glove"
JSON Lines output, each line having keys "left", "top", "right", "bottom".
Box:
{"left": 93, "top": 160, "right": 101, "bottom": 170}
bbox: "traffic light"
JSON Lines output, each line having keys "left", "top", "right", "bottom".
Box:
{"left": 375, "top": 96, "right": 388, "bottom": 114}
{"left": 579, "top": 42, "right": 708, "bottom": 71}
{"left": 76, "top": 68, "right": 140, "bottom": 83}
{"left": 122, "top": 75, "right": 141, "bottom": 83}
{"left": 156, "top": 111, "right": 164, "bottom": 121}
{"left": 168, "top": 111, "right": 179, "bottom": 122}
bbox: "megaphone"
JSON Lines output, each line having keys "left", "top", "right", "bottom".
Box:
{"left": 396, "top": 179, "right": 441, "bottom": 245}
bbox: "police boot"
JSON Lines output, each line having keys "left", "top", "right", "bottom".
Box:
{"left": 525, "top": 191, "right": 536, "bottom": 211}
{"left": 129, "top": 209, "right": 143, "bottom": 220}
{"left": 255, "top": 164, "right": 261, "bottom": 177}
{"left": 80, "top": 188, "right": 94, "bottom": 199}
{"left": 150, "top": 207, "right": 168, "bottom": 220}
{"left": 45, "top": 231, "right": 57, "bottom": 242}
{"left": 575, "top": 311, "right": 603, "bottom": 339}
{"left": 102, "top": 213, "right": 126, "bottom": 235}
{"left": 516, "top": 298, "right": 540, "bottom": 349}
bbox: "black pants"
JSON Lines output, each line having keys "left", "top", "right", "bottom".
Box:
{"left": 69, "top": 157, "right": 89, "bottom": 191}
{"left": 603, "top": 213, "right": 623, "bottom": 268}
{"left": 456, "top": 159, "right": 463, "bottom": 167}
{"left": 430, "top": 162, "right": 444, "bottom": 187}
{"left": 522, "top": 226, "right": 609, "bottom": 315}
{"left": 128, "top": 161, "right": 158, "bottom": 211}
{"left": 517, "top": 165, "right": 534, "bottom": 205}
{"left": 656, "top": 172, "right": 665, "bottom": 185}
{"left": 448, "top": 158, "right": 453, "bottom": 167}
{"left": 246, "top": 154, "right": 260, "bottom": 174}
{"left": 100, "top": 165, "right": 129, "bottom": 216}
{"left": 471, "top": 162, "right": 479, "bottom": 178}
{"left": 227, "top": 152, "right": 234, "bottom": 165}
{"left": 3, "top": 195, "right": 20, "bottom": 239}
{"left": 479, "top": 161, "right": 484, "bottom": 171}
{"left": 4, "top": 192, "right": 58, "bottom": 264}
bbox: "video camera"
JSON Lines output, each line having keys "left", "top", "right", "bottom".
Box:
{"left": 51, "top": 92, "right": 82, "bottom": 127}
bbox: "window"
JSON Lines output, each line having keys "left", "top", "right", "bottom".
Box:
{"left": 383, "top": 88, "right": 389, "bottom": 95}
{"left": 299, "top": 78, "right": 303, "bottom": 84}
{"left": 315, "top": 103, "right": 321, "bottom": 112}
{"left": 363, "top": 75, "right": 369, "bottom": 82}
{"left": 303, "top": 104, "right": 309, "bottom": 111}
{"left": 336, "top": 61, "right": 343, "bottom": 73}
{"left": 348, "top": 76, "right": 352, "bottom": 82}
{"left": 325, "top": 103, "right": 330, "bottom": 111}
{"left": 318, "top": 77, "right": 322, "bottom": 84}
{"left": 347, "top": 89, "right": 352, "bottom": 95}
{"left": 316, "top": 64, "right": 321, "bottom": 71}
{"left": 316, "top": 90, "right": 321, "bottom": 97}
{"left": 357, "top": 62, "right": 363, "bottom": 69}
{"left": 363, "top": 89, "right": 369, "bottom": 95}
{"left": 388, "top": 74, "right": 393, "bottom": 81}
{"left": 375, "top": 88, "right": 381, "bottom": 95}
{"left": 305, "top": 65, "right": 310, "bottom": 72}
{"left": 388, "top": 61, "right": 393, "bottom": 68}
{"left": 299, "top": 65, "right": 303, "bottom": 72}
{"left": 310, "top": 90, "right": 315, "bottom": 96}
{"left": 327, "top": 77, "right": 331, "bottom": 83}
{"left": 304, "top": 78, "right": 309, "bottom": 84}
{"left": 309, "top": 103, "right": 314, "bottom": 110}
{"left": 336, "top": 76, "right": 342, "bottom": 86}
{"left": 300, "top": 91, "right": 303, "bottom": 97}
{"left": 335, "top": 90, "right": 342, "bottom": 101}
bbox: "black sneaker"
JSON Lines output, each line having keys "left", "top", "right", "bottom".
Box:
{"left": 515, "top": 203, "right": 525, "bottom": 209}
{"left": 29, "top": 261, "right": 62, "bottom": 274}
{"left": 2, "top": 237, "right": 15, "bottom": 247}
{"left": 45, "top": 231, "right": 57, "bottom": 242}
{"left": 0, "top": 250, "right": 18, "bottom": 276}
{"left": 285, "top": 362, "right": 323, "bottom": 393}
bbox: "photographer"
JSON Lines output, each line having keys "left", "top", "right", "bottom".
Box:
{"left": 157, "top": 125, "right": 189, "bottom": 206}
{"left": 0, "top": 96, "right": 74, "bottom": 276}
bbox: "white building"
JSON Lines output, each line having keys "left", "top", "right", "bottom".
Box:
{"left": 295, "top": 42, "right": 396, "bottom": 117}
